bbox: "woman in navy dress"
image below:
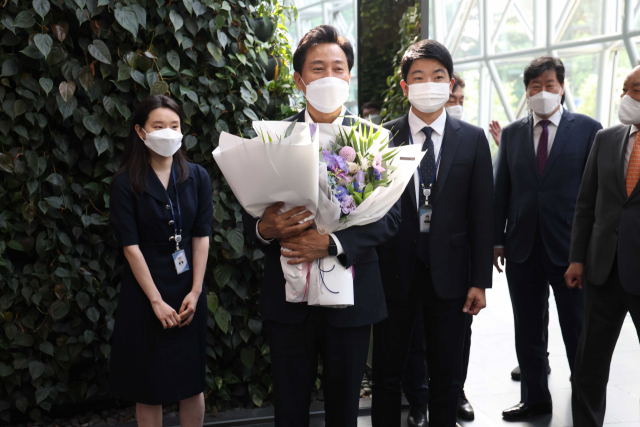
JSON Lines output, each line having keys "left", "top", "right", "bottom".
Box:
{"left": 108, "top": 95, "right": 213, "bottom": 426}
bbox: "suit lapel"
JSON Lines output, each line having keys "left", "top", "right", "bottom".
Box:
{"left": 540, "top": 109, "right": 575, "bottom": 185}
{"left": 286, "top": 109, "right": 306, "bottom": 123}
{"left": 433, "top": 116, "right": 462, "bottom": 202}
{"left": 522, "top": 115, "right": 540, "bottom": 180}
{"left": 390, "top": 115, "right": 417, "bottom": 210}
{"left": 618, "top": 125, "right": 636, "bottom": 199}
{"left": 145, "top": 165, "right": 170, "bottom": 204}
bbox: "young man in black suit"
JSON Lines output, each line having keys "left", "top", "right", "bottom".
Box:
{"left": 242, "top": 25, "right": 401, "bottom": 427}
{"left": 371, "top": 40, "right": 494, "bottom": 427}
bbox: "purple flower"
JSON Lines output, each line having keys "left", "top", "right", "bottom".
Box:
{"left": 373, "top": 170, "right": 382, "bottom": 181}
{"left": 339, "top": 146, "right": 356, "bottom": 162}
{"left": 354, "top": 170, "right": 365, "bottom": 192}
{"left": 340, "top": 195, "right": 357, "bottom": 215}
{"left": 335, "top": 185, "right": 349, "bottom": 201}
{"left": 323, "top": 149, "right": 348, "bottom": 174}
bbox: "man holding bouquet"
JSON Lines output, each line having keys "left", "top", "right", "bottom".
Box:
{"left": 372, "top": 40, "right": 494, "bottom": 427}
{"left": 241, "top": 25, "right": 402, "bottom": 427}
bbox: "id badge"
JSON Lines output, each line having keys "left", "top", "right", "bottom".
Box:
{"left": 172, "top": 250, "right": 190, "bottom": 275}
{"left": 419, "top": 205, "right": 432, "bottom": 234}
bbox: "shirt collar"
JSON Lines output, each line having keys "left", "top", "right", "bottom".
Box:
{"left": 408, "top": 108, "right": 447, "bottom": 139}
{"left": 631, "top": 125, "right": 639, "bottom": 135}
{"left": 304, "top": 106, "right": 347, "bottom": 125}
{"left": 533, "top": 105, "right": 563, "bottom": 128}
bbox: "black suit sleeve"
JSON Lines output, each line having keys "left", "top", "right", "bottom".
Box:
{"left": 333, "top": 198, "right": 402, "bottom": 268}
{"left": 569, "top": 129, "right": 602, "bottom": 264}
{"left": 493, "top": 125, "right": 510, "bottom": 246}
{"left": 469, "top": 131, "right": 494, "bottom": 289}
{"left": 241, "top": 208, "right": 273, "bottom": 249}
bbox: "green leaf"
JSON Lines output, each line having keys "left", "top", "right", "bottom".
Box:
{"left": 248, "top": 318, "right": 262, "bottom": 335}
{"left": 29, "top": 361, "right": 45, "bottom": 380}
{"left": 240, "top": 347, "right": 255, "bottom": 368}
{"left": 217, "top": 30, "right": 227, "bottom": 48}
{"left": 34, "top": 34, "right": 53, "bottom": 58}
{"left": 150, "top": 80, "right": 169, "bottom": 95}
{"left": 227, "top": 229, "right": 244, "bottom": 253}
{"left": 243, "top": 107, "right": 259, "bottom": 122}
{"left": 94, "top": 136, "right": 109, "bottom": 155}
{"left": 0, "top": 153, "right": 14, "bottom": 174}
{"left": 33, "top": 0, "right": 51, "bottom": 18}
{"left": 115, "top": 8, "right": 139, "bottom": 38}
{"left": 170, "top": 10, "right": 184, "bottom": 31}
{"left": 14, "top": 11, "right": 36, "bottom": 28}
{"left": 16, "top": 397, "right": 28, "bottom": 413}
{"left": 20, "top": 45, "right": 44, "bottom": 59}
{"left": 88, "top": 40, "right": 112, "bottom": 64}
{"left": 50, "top": 300, "right": 70, "bottom": 320}
{"left": 45, "top": 173, "right": 65, "bottom": 186}
{"left": 213, "top": 202, "right": 224, "bottom": 222}
{"left": 214, "top": 264, "right": 231, "bottom": 287}
{"left": 45, "top": 196, "right": 63, "bottom": 209}
{"left": 130, "top": 69, "right": 145, "bottom": 86}
{"left": 22, "top": 202, "right": 36, "bottom": 224}
{"left": 14, "top": 100, "right": 27, "bottom": 118}
{"left": 86, "top": 307, "right": 100, "bottom": 323}
{"left": 1, "top": 60, "right": 18, "bottom": 77}
{"left": 83, "top": 115, "right": 104, "bottom": 135}
{"left": 207, "top": 42, "right": 222, "bottom": 62}
{"left": 39, "top": 341, "right": 54, "bottom": 356}
{"left": 166, "top": 50, "right": 180, "bottom": 71}
{"left": 207, "top": 292, "right": 218, "bottom": 314}
{"left": 56, "top": 94, "right": 77, "bottom": 119}
{"left": 214, "top": 306, "right": 229, "bottom": 333}
{"left": 35, "top": 386, "right": 50, "bottom": 404}
{"left": 39, "top": 77, "right": 53, "bottom": 95}
{"left": 76, "top": 292, "right": 90, "bottom": 309}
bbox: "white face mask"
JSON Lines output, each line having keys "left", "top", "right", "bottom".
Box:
{"left": 407, "top": 82, "right": 450, "bottom": 113}
{"left": 141, "top": 128, "right": 183, "bottom": 157}
{"left": 618, "top": 94, "right": 640, "bottom": 125}
{"left": 302, "top": 77, "right": 350, "bottom": 114}
{"left": 528, "top": 90, "right": 562, "bottom": 116}
{"left": 445, "top": 105, "right": 464, "bottom": 120}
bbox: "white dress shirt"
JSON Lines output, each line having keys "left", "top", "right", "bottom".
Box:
{"left": 625, "top": 125, "right": 639, "bottom": 178}
{"left": 533, "top": 106, "right": 563, "bottom": 155}
{"left": 408, "top": 108, "right": 447, "bottom": 209}
{"left": 256, "top": 107, "right": 346, "bottom": 255}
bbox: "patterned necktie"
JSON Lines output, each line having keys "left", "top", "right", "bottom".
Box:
{"left": 536, "top": 120, "right": 551, "bottom": 177}
{"left": 418, "top": 126, "right": 435, "bottom": 206}
{"left": 626, "top": 132, "right": 640, "bottom": 197}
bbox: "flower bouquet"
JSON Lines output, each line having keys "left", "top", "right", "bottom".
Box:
{"left": 300, "top": 119, "right": 426, "bottom": 307}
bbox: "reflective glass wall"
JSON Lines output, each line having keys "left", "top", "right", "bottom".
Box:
{"left": 428, "top": 0, "right": 640, "bottom": 147}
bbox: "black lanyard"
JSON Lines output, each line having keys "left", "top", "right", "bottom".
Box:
{"left": 409, "top": 126, "right": 443, "bottom": 204}
{"left": 167, "top": 164, "right": 182, "bottom": 251}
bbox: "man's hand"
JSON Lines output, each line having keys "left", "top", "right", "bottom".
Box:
{"left": 463, "top": 287, "right": 486, "bottom": 315}
{"left": 565, "top": 262, "right": 584, "bottom": 289}
{"left": 258, "top": 202, "right": 313, "bottom": 240}
{"left": 489, "top": 120, "right": 502, "bottom": 146}
{"left": 280, "top": 230, "right": 331, "bottom": 265}
{"left": 493, "top": 247, "right": 505, "bottom": 273}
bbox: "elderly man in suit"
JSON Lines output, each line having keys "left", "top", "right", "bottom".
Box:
{"left": 493, "top": 56, "right": 602, "bottom": 420}
{"left": 242, "top": 25, "right": 401, "bottom": 427}
{"left": 371, "top": 39, "right": 494, "bottom": 427}
{"left": 566, "top": 66, "right": 640, "bottom": 426}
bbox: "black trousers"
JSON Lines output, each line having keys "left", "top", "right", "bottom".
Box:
{"left": 506, "top": 231, "right": 584, "bottom": 404}
{"left": 266, "top": 307, "right": 370, "bottom": 427}
{"left": 401, "top": 310, "right": 472, "bottom": 407}
{"left": 372, "top": 261, "right": 468, "bottom": 427}
{"left": 572, "top": 262, "right": 640, "bottom": 427}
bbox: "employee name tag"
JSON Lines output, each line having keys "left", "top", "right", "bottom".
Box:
{"left": 419, "top": 205, "right": 432, "bottom": 234}
{"left": 172, "top": 250, "right": 190, "bottom": 275}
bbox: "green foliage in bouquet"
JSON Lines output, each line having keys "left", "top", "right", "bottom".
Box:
{"left": 0, "top": 0, "right": 298, "bottom": 421}
{"left": 381, "top": 2, "right": 421, "bottom": 122}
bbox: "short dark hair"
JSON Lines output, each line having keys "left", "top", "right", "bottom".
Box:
{"left": 292, "top": 25, "right": 354, "bottom": 74}
{"left": 362, "top": 101, "right": 382, "bottom": 111}
{"left": 452, "top": 72, "right": 465, "bottom": 92}
{"left": 401, "top": 39, "right": 453, "bottom": 82}
{"left": 524, "top": 56, "right": 566, "bottom": 103}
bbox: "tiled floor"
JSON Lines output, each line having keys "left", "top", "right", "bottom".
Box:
{"left": 331, "top": 269, "right": 640, "bottom": 427}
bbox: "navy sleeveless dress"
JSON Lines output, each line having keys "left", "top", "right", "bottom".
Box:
{"left": 108, "top": 161, "right": 213, "bottom": 404}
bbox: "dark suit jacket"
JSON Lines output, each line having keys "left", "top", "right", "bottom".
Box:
{"left": 377, "top": 113, "right": 494, "bottom": 300}
{"left": 569, "top": 124, "right": 640, "bottom": 294}
{"left": 494, "top": 109, "right": 602, "bottom": 266}
{"left": 241, "top": 108, "right": 402, "bottom": 327}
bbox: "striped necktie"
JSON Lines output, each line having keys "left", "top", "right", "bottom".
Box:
{"left": 626, "top": 132, "right": 640, "bottom": 197}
